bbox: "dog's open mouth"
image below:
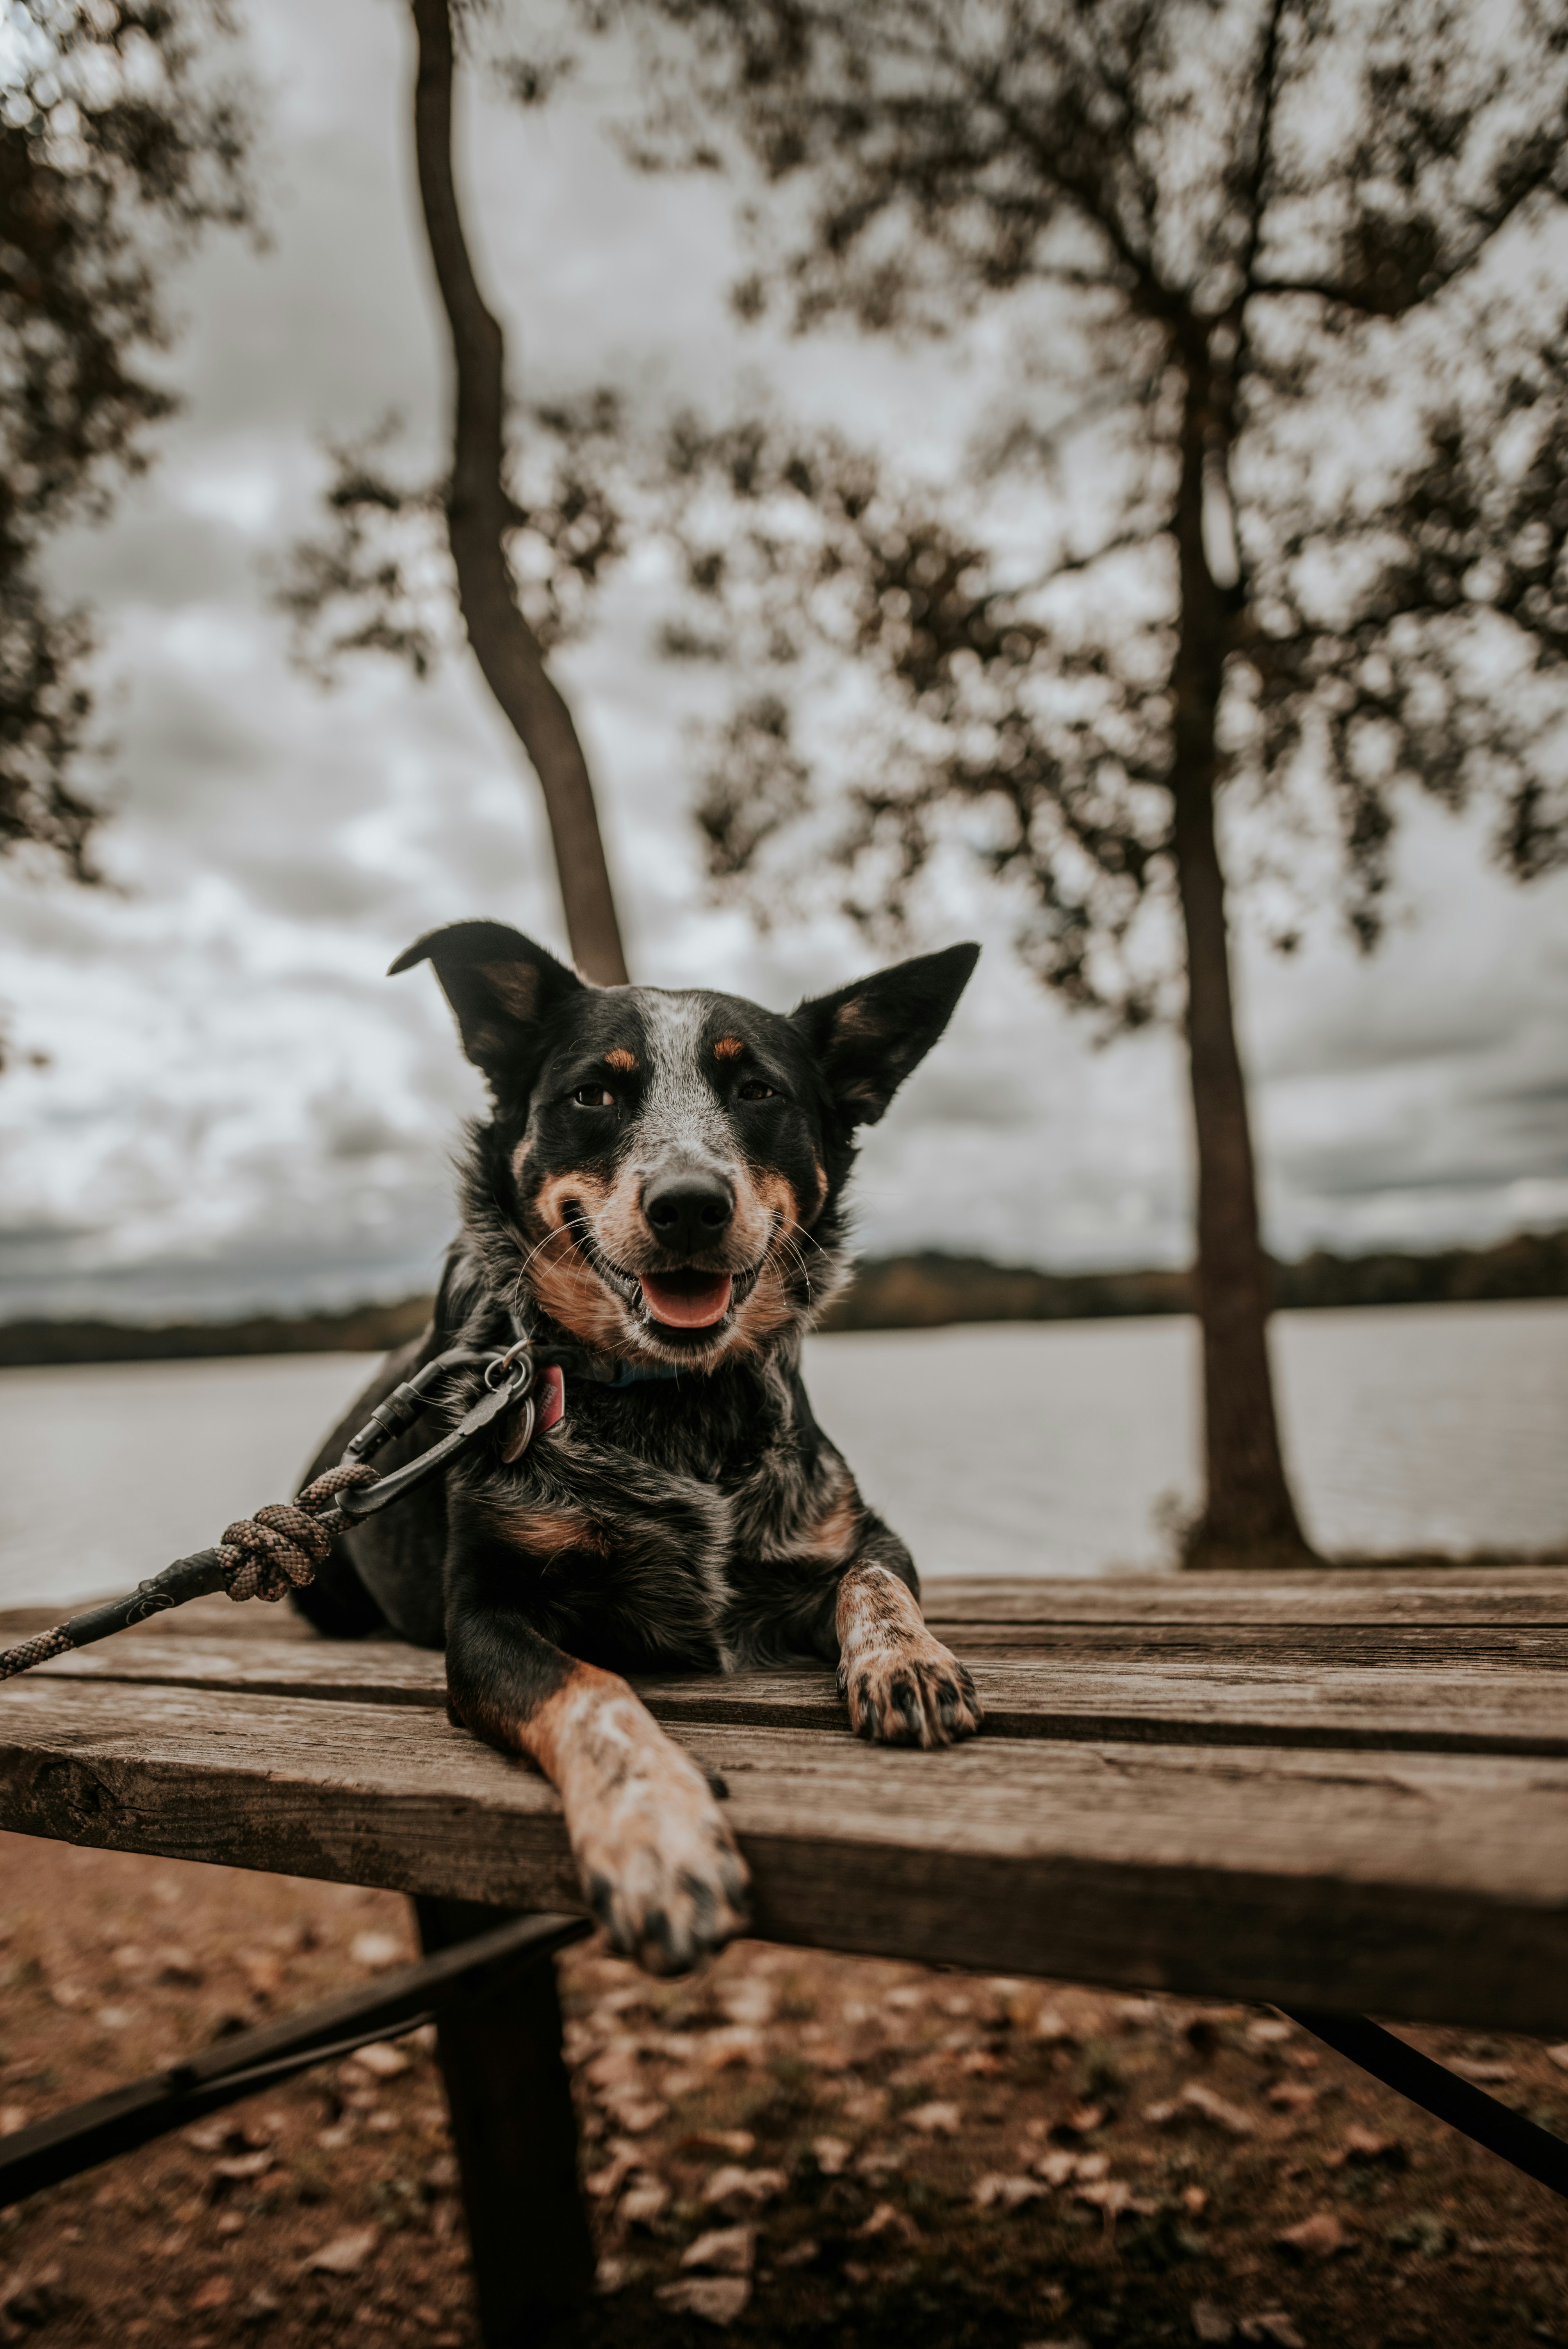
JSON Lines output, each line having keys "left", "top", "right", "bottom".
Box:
{"left": 636, "top": 1268, "right": 734, "bottom": 1330}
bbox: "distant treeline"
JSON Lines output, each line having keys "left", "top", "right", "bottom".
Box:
{"left": 1, "top": 1226, "right": 1564, "bottom": 1367}
{"left": 818, "top": 1224, "right": 1568, "bottom": 1332}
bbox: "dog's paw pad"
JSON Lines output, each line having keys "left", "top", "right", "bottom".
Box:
{"left": 572, "top": 1737, "right": 750, "bottom": 1975}
{"left": 844, "top": 1634, "right": 983, "bottom": 1749}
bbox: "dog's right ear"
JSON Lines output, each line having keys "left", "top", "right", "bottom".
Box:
{"left": 389, "top": 921, "right": 586, "bottom": 1085}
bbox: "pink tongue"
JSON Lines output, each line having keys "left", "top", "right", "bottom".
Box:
{"left": 638, "top": 1272, "right": 734, "bottom": 1329}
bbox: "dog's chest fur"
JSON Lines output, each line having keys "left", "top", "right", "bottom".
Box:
{"left": 451, "top": 1351, "right": 855, "bottom": 1674}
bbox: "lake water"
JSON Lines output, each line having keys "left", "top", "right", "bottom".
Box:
{"left": 1, "top": 1300, "right": 1564, "bottom": 1611}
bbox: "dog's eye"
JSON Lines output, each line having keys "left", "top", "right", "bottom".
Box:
{"left": 573, "top": 1084, "right": 616, "bottom": 1109}
{"left": 738, "top": 1080, "right": 777, "bottom": 1102}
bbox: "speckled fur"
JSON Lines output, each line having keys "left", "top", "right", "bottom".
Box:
{"left": 297, "top": 923, "right": 982, "bottom": 1970}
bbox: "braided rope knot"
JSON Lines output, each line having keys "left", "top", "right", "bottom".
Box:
{"left": 218, "top": 1461, "right": 379, "bottom": 1604}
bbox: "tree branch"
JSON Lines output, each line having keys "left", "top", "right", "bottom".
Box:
{"left": 410, "top": 0, "right": 629, "bottom": 984}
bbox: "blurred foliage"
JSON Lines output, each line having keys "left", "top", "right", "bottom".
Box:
{"left": 587, "top": 0, "right": 1568, "bottom": 1027}
{"left": 0, "top": 0, "right": 253, "bottom": 882}
{"left": 288, "top": 0, "right": 1568, "bottom": 1034}
{"left": 275, "top": 391, "right": 630, "bottom": 681}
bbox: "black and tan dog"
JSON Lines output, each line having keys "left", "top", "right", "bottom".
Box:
{"left": 298, "top": 921, "right": 984, "bottom": 1971}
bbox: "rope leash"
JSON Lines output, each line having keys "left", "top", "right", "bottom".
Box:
{"left": 0, "top": 1340, "right": 536, "bottom": 1684}
{"left": 217, "top": 1462, "right": 378, "bottom": 1604}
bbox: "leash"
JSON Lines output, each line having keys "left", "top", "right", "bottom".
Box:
{"left": 0, "top": 1338, "right": 539, "bottom": 1684}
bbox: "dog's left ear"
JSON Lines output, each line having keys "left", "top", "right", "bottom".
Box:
{"left": 389, "top": 921, "right": 586, "bottom": 1087}
{"left": 791, "top": 943, "right": 980, "bottom": 1127}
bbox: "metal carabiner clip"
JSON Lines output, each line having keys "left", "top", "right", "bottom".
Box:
{"left": 335, "top": 1344, "right": 536, "bottom": 1520}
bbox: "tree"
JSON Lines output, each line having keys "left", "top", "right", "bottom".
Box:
{"left": 600, "top": 0, "right": 1568, "bottom": 1566}
{"left": 0, "top": 0, "right": 251, "bottom": 883}
{"left": 278, "top": 0, "right": 629, "bottom": 986}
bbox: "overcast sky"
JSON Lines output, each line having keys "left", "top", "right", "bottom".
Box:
{"left": 0, "top": 0, "right": 1565, "bottom": 1325}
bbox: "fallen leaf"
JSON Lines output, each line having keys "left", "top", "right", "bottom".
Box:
{"left": 585, "top": 2145, "right": 641, "bottom": 2200}
{"left": 305, "top": 2225, "right": 378, "bottom": 2276}
{"left": 1061, "top": 2101, "right": 1105, "bottom": 2135}
{"left": 702, "top": 2165, "right": 787, "bottom": 2211}
{"left": 1245, "top": 2019, "right": 1294, "bottom": 2049}
{"left": 1449, "top": 2057, "right": 1516, "bottom": 2084}
{"left": 1547, "top": 2044, "right": 1568, "bottom": 2075}
{"left": 0, "top": 2107, "right": 30, "bottom": 2137}
{"left": 811, "top": 2135, "right": 852, "bottom": 2176}
{"left": 656, "top": 2275, "right": 751, "bottom": 2324}
{"left": 685, "top": 2128, "right": 756, "bottom": 2157}
{"left": 719, "top": 1980, "right": 775, "bottom": 2028}
{"left": 1181, "top": 2083, "right": 1257, "bottom": 2137}
{"left": 1334, "top": 2123, "right": 1403, "bottom": 2166}
{"left": 608, "top": 2095, "right": 669, "bottom": 2135}
{"left": 1032, "top": 2008, "right": 1074, "bottom": 2043}
{"left": 95, "top": 2007, "right": 135, "bottom": 2031}
{"left": 620, "top": 2179, "right": 669, "bottom": 2227}
{"left": 595, "top": 2256, "right": 629, "bottom": 2296}
{"left": 1033, "top": 2149, "right": 1081, "bottom": 2187}
{"left": 692, "top": 2025, "right": 763, "bottom": 2071}
{"left": 973, "top": 2173, "right": 1045, "bottom": 2211}
{"left": 1239, "top": 2316, "right": 1305, "bottom": 2348}
{"left": 156, "top": 1947, "right": 204, "bottom": 1985}
{"left": 1073, "top": 2151, "right": 1110, "bottom": 2181}
{"left": 1276, "top": 2210, "right": 1352, "bottom": 2259}
{"left": 349, "top": 1932, "right": 403, "bottom": 1972}
{"left": 1192, "top": 2300, "right": 1234, "bottom": 2344}
{"left": 681, "top": 2226, "right": 755, "bottom": 2275}
{"left": 1076, "top": 2179, "right": 1157, "bottom": 2222}
{"left": 904, "top": 2099, "right": 962, "bottom": 2136}
{"left": 240, "top": 1953, "right": 283, "bottom": 2001}
{"left": 1266, "top": 2083, "right": 1318, "bottom": 2113}
{"left": 1183, "top": 2186, "right": 1210, "bottom": 2216}
{"left": 857, "top": 2201, "right": 920, "bottom": 2244}
{"left": 189, "top": 2275, "right": 233, "bottom": 2312}
{"left": 347, "top": 2041, "right": 411, "bottom": 2081}
{"left": 212, "top": 2150, "right": 274, "bottom": 2182}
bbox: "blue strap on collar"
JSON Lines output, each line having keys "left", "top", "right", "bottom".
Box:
{"left": 597, "top": 1360, "right": 687, "bottom": 1387}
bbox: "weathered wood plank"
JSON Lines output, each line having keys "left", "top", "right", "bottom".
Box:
{"left": 8, "top": 1566, "right": 1568, "bottom": 1650}
{"left": 921, "top": 1568, "right": 1568, "bottom": 1625}
{"left": 3, "top": 1677, "right": 1567, "bottom": 2031}
{"left": 31, "top": 1633, "right": 1568, "bottom": 1757}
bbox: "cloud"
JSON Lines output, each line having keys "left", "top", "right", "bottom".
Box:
{"left": 0, "top": 0, "right": 1565, "bottom": 1324}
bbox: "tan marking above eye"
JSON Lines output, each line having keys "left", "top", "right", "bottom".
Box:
{"left": 713, "top": 1035, "right": 745, "bottom": 1061}
{"left": 604, "top": 1046, "right": 637, "bottom": 1074}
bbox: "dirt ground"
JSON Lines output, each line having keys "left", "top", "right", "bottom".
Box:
{"left": 1, "top": 1832, "right": 1565, "bottom": 2347}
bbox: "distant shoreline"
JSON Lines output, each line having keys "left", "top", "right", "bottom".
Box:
{"left": 2, "top": 1226, "right": 1563, "bottom": 1368}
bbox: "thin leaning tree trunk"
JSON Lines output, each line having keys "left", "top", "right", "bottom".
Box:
{"left": 409, "top": 0, "right": 629, "bottom": 987}
{"left": 1169, "top": 360, "right": 1316, "bottom": 1568}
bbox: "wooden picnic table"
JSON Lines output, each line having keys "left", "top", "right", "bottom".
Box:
{"left": 3, "top": 1565, "right": 1567, "bottom": 2034}
{"left": 5, "top": 1563, "right": 1568, "bottom": 2340}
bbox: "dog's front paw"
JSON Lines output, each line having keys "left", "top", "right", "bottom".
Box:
{"left": 572, "top": 1729, "right": 751, "bottom": 1975}
{"left": 841, "top": 1629, "right": 983, "bottom": 1749}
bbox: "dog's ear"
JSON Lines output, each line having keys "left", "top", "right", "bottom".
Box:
{"left": 389, "top": 921, "right": 586, "bottom": 1084}
{"left": 791, "top": 943, "right": 980, "bottom": 1128}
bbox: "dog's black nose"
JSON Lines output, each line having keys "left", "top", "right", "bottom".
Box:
{"left": 643, "top": 1172, "right": 734, "bottom": 1253}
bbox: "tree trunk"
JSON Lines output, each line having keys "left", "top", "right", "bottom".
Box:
{"left": 408, "top": 0, "right": 629, "bottom": 987}
{"left": 1170, "top": 354, "right": 1316, "bottom": 1568}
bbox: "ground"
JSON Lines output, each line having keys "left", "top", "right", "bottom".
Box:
{"left": 0, "top": 1834, "right": 1564, "bottom": 2347}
